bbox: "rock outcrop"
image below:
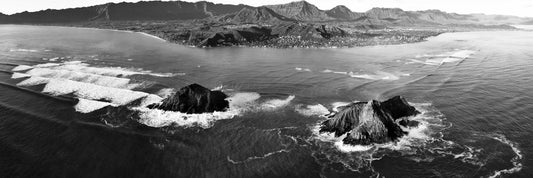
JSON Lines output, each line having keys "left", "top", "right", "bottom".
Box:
{"left": 320, "top": 96, "right": 420, "bottom": 145}
{"left": 147, "top": 83, "right": 229, "bottom": 114}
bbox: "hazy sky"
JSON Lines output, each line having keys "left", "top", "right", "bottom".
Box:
{"left": 1, "top": 0, "right": 533, "bottom": 17}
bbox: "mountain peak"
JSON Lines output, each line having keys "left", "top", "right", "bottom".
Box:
{"left": 221, "top": 6, "right": 295, "bottom": 23}
{"left": 265, "top": 1, "right": 332, "bottom": 21}
{"left": 326, "top": 5, "right": 360, "bottom": 20}
{"left": 367, "top": 7, "right": 405, "bottom": 12}
{"left": 330, "top": 5, "right": 351, "bottom": 12}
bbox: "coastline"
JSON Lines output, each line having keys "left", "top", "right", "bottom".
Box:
{"left": 48, "top": 25, "right": 168, "bottom": 42}
{"left": 11, "top": 23, "right": 520, "bottom": 49}
{"left": 60, "top": 22, "right": 449, "bottom": 49}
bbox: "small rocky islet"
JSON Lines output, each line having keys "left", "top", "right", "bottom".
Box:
{"left": 149, "top": 83, "right": 420, "bottom": 146}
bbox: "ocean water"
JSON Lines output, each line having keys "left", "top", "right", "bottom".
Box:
{"left": 1, "top": 25, "right": 532, "bottom": 177}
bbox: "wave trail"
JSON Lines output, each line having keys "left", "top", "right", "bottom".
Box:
{"left": 226, "top": 149, "right": 290, "bottom": 164}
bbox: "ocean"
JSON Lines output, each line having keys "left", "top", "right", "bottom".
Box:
{"left": 1, "top": 25, "right": 532, "bottom": 177}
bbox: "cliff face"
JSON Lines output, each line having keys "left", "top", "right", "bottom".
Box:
{"left": 265, "top": 1, "right": 332, "bottom": 21}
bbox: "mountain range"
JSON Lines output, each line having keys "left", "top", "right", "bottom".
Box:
{"left": 1, "top": 0, "right": 532, "bottom": 26}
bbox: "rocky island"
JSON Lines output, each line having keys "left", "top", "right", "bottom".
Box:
{"left": 320, "top": 96, "right": 420, "bottom": 145}
{"left": 147, "top": 83, "right": 229, "bottom": 114}
{"left": 0, "top": 1, "right": 529, "bottom": 48}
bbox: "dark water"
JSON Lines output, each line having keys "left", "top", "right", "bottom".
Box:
{"left": 1, "top": 25, "right": 532, "bottom": 177}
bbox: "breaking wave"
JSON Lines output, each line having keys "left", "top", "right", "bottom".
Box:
{"left": 12, "top": 62, "right": 297, "bottom": 127}
{"left": 12, "top": 61, "right": 168, "bottom": 113}
{"left": 408, "top": 49, "right": 476, "bottom": 65}
{"left": 15, "top": 61, "right": 181, "bottom": 78}
{"left": 322, "top": 69, "right": 407, "bottom": 80}
{"left": 295, "top": 67, "right": 312, "bottom": 72}
{"left": 9, "top": 48, "right": 46, "bottom": 52}
{"left": 24, "top": 68, "right": 141, "bottom": 89}
{"left": 136, "top": 93, "right": 296, "bottom": 128}
{"left": 75, "top": 98, "right": 116, "bottom": 113}
{"left": 295, "top": 104, "right": 329, "bottom": 116}
{"left": 12, "top": 65, "right": 33, "bottom": 71}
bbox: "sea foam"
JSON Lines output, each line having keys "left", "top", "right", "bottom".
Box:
{"left": 41, "top": 78, "right": 149, "bottom": 105}
{"left": 133, "top": 92, "right": 262, "bottom": 128}
{"left": 295, "top": 104, "right": 330, "bottom": 116}
{"left": 75, "top": 98, "right": 115, "bottom": 113}
{"left": 25, "top": 68, "right": 141, "bottom": 89}
{"left": 135, "top": 93, "right": 296, "bottom": 128}
{"left": 29, "top": 61, "right": 179, "bottom": 78}
{"left": 12, "top": 61, "right": 297, "bottom": 129}
{"left": 322, "top": 69, "right": 404, "bottom": 80}
{"left": 410, "top": 49, "right": 476, "bottom": 65}
{"left": 12, "top": 65, "right": 33, "bottom": 71}
{"left": 489, "top": 135, "right": 523, "bottom": 178}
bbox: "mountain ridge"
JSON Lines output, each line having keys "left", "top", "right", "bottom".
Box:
{"left": 0, "top": 0, "right": 531, "bottom": 25}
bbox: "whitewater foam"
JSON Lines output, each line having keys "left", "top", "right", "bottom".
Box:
{"left": 24, "top": 68, "right": 141, "bottom": 89}
{"left": 43, "top": 78, "right": 149, "bottom": 105}
{"left": 133, "top": 92, "right": 262, "bottom": 128}
{"left": 409, "top": 49, "right": 476, "bottom": 65}
{"left": 12, "top": 61, "right": 298, "bottom": 128}
{"left": 134, "top": 106, "right": 240, "bottom": 128}
{"left": 11, "top": 73, "right": 31, "bottom": 79}
{"left": 295, "top": 67, "right": 312, "bottom": 72}
{"left": 9, "top": 49, "right": 41, "bottom": 52}
{"left": 12, "top": 65, "right": 33, "bottom": 71}
{"left": 135, "top": 93, "right": 298, "bottom": 128}
{"left": 16, "top": 76, "right": 50, "bottom": 86}
{"left": 489, "top": 135, "right": 523, "bottom": 178}
{"left": 155, "top": 88, "right": 176, "bottom": 98}
{"left": 331, "top": 102, "right": 352, "bottom": 112}
{"left": 138, "top": 32, "right": 167, "bottom": 42}
{"left": 322, "top": 69, "right": 402, "bottom": 80}
{"left": 25, "top": 61, "right": 179, "bottom": 78}
{"left": 75, "top": 98, "right": 115, "bottom": 113}
{"left": 212, "top": 84, "right": 224, "bottom": 91}
{"left": 261, "top": 95, "right": 295, "bottom": 110}
{"left": 349, "top": 71, "right": 400, "bottom": 80}
{"left": 295, "top": 104, "right": 330, "bottom": 116}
